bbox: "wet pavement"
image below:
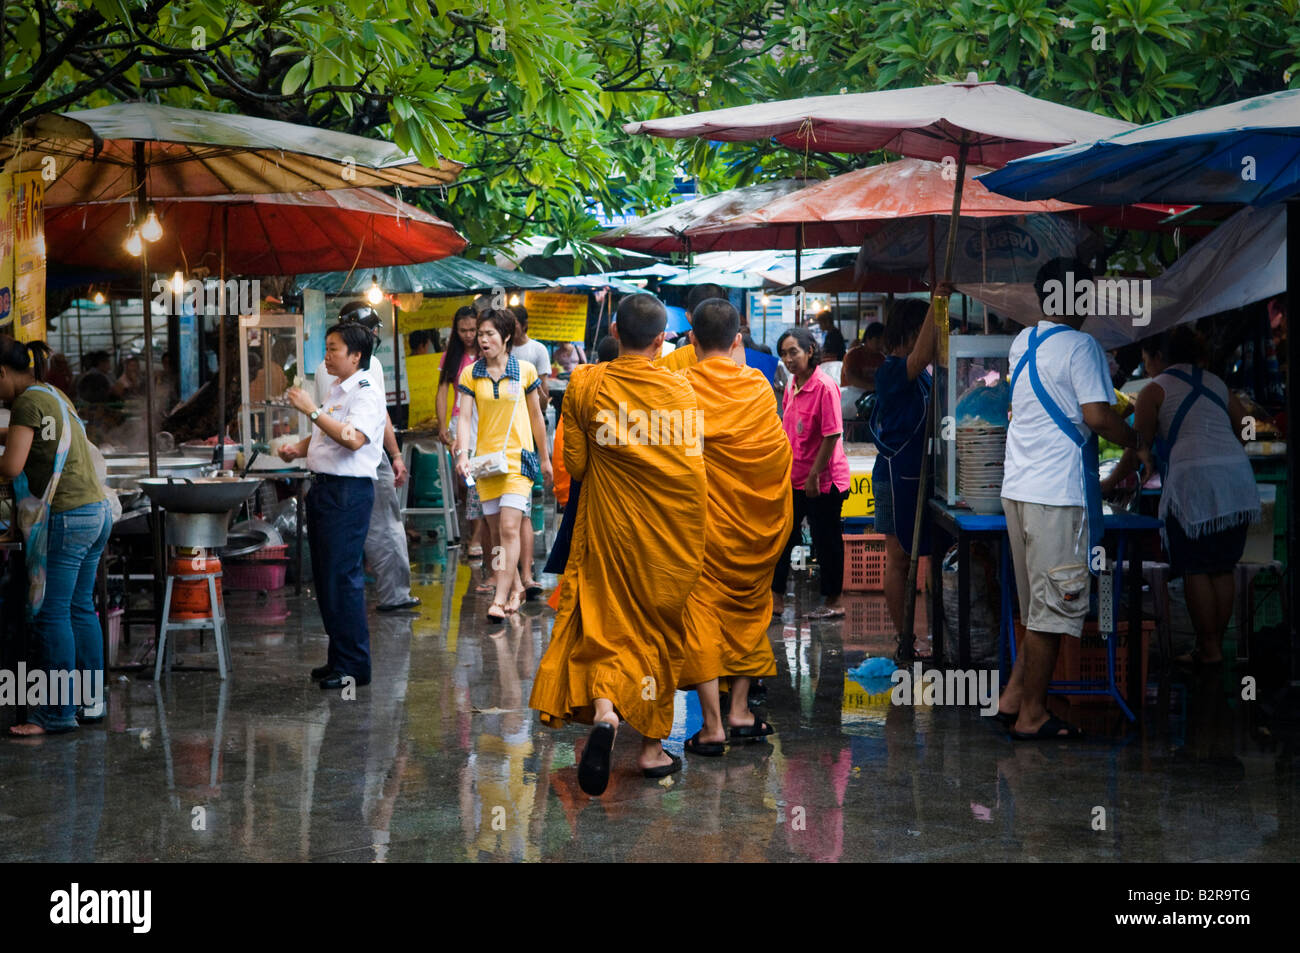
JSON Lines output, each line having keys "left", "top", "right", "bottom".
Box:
{"left": 1, "top": 540, "right": 1296, "bottom": 863}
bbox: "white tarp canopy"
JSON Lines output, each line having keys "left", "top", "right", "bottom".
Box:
{"left": 956, "top": 203, "right": 1286, "bottom": 348}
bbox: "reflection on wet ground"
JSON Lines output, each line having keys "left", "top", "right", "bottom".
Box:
{"left": 1, "top": 541, "right": 1296, "bottom": 862}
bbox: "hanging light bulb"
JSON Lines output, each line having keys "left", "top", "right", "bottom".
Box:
{"left": 366, "top": 275, "right": 383, "bottom": 306}
{"left": 509, "top": 294, "right": 520, "bottom": 307}
{"left": 140, "top": 207, "right": 163, "bottom": 242}
{"left": 92, "top": 291, "right": 106, "bottom": 306}
{"left": 760, "top": 294, "right": 771, "bottom": 307}
{"left": 171, "top": 271, "right": 185, "bottom": 294}
{"left": 125, "top": 228, "right": 143, "bottom": 257}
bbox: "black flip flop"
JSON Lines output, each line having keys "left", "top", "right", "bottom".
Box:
{"left": 684, "top": 729, "right": 726, "bottom": 757}
{"left": 993, "top": 709, "right": 1019, "bottom": 726}
{"left": 1010, "top": 714, "right": 1083, "bottom": 741}
{"left": 729, "top": 718, "right": 775, "bottom": 743}
{"left": 578, "top": 721, "right": 616, "bottom": 795}
{"left": 642, "top": 753, "right": 682, "bottom": 779}
{"left": 525, "top": 584, "right": 544, "bottom": 601}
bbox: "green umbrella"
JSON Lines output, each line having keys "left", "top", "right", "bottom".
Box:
{"left": 295, "top": 258, "right": 554, "bottom": 295}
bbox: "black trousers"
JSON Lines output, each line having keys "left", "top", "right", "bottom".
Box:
{"left": 772, "top": 485, "right": 849, "bottom": 598}
{"left": 307, "top": 474, "right": 375, "bottom": 680}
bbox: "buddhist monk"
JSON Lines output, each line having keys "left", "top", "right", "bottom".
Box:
{"left": 677, "top": 299, "right": 793, "bottom": 755}
{"left": 653, "top": 283, "right": 728, "bottom": 371}
{"left": 530, "top": 293, "right": 707, "bottom": 796}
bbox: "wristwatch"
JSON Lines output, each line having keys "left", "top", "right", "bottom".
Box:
{"left": 310, "top": 409, "right": 321, "bottom": 423}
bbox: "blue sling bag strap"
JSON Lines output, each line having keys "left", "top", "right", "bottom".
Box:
{"left": 1010, "top": 325, "right": 1105, "bottom": 570}
{"left": 12, "top": 384, "right": 76, "bottom": 619}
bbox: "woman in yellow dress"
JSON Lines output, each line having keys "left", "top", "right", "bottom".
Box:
{"left": 454, "top": 309, "right": 552, "bottom": 622}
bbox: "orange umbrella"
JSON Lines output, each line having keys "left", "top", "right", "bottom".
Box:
{"left": 687, "top": 158, "right": 1079, "bottom": 249}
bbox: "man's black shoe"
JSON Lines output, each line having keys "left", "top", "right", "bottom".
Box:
{"left": 320, "top": 672, "right": 370, "bottom": 690}
{"left": 310, "top": 664, "right": 333, "bottom": 680}
{"left": 377, "top": 597, "right": 422, "bottom": 613}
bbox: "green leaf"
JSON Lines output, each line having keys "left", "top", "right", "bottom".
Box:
{"left": 282, "top": 58, "right": 310, "bottom": 95}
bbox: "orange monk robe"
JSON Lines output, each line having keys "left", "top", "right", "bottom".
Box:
{"left": 551, "top": 415, "right": 571, "bottom": 509}
{"left": 530, "top": 355, "right": 707, "bottom": 739}
{"left": 678, "top": 356, "right": 793, "bottom": 689}
{"left": 654, "top": 342, "right": 696, "bottom": 372}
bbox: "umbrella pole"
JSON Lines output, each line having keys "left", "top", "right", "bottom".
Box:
{"left": 1288, "top": 198, "right": 1299, "bottom": 690}
{"left": 392, "top": 304, "right": 403, "bottom": 426}
{"left": 900, "top": 140, "right": 969, "bottom": 658}
{"left": 133, "top": 141, "right": 168, "bottom": 638}
{"left": 795, "top": 223, "right": 804, "bottom": 324}
{"left": 215, "top": 207, "right": 228, "bottom": 468}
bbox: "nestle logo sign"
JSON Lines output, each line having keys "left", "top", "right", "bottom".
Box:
{"left": 965, "top": 226, "right": 1039, "bottom": 260}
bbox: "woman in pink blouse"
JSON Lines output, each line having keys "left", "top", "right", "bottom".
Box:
{"left": 772, "top": 326, "right": 851, "bottom": 619}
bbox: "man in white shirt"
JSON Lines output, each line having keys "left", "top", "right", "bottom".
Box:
{"left": 314, "top": 304, "right": 420, "bottom": 614}
{"left": 997, "top": 258, "right": 1145, "bottom": 740}
{"left": 281, "top": 321, "right": 388, "bottom": 689}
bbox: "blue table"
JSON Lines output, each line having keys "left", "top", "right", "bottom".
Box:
{"left": 928, "top": 502, "right": 1163, "bottom": 719}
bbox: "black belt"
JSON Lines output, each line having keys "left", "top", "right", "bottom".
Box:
{"left": 310, "top": 472, "right": 370, "bottom": 483}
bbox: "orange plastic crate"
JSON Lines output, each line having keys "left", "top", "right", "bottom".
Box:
{"left": 1015, "top": 619, "right": 1152, "bottom": 706}
{"left": 842, "top": 533, "right": 887, "bottom": 592}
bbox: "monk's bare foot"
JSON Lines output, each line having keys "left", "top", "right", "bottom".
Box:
{"left": 637, "top": 742, "right": 675, "bottom": 771}
{"left": 697, "top": 724, "right": 727, "bottom": 745}
{"left": 728, "top": 710, "right": 757, "bottom": 730}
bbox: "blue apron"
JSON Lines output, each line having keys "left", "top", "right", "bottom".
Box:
{"left": 1010, "top": 325, "right": 1104, "bottom": 570}
{"left": 868, "top": 365, "right": 932, "bottom": 557}
{"left": 1153, "top": 366, "right": 1230, "bottom": 480}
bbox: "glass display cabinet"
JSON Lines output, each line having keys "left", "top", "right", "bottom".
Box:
{"left": 239, "top": 312, "right": 307, "bottom": 470}
{"left": 936, "top": 334, "right": 1016, "bottom": 507}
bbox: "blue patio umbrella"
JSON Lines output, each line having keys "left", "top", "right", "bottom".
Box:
{"left": 977, "top": 89, "right": 1300, "bottom": 207}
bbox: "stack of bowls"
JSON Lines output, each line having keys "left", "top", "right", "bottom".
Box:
{"left": 957, "top": 425, "right": 1007, "bottom": 514}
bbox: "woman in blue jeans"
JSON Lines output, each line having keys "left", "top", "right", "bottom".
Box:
{"left": 0, "top": 336, "right": 112, "bottom": 737}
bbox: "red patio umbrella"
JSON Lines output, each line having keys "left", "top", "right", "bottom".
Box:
{"left": 45, "top": 187, "right": 467, "bottom": 275}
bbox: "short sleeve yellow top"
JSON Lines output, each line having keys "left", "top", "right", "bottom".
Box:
{"left": 457, "top": 355, "right": 541, "bottom": 499}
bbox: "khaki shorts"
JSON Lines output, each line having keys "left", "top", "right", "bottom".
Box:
{"left": 1002, "top": 499, "right": 1091, "bottom": 637}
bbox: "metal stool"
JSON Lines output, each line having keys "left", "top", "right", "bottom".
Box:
{"left": 399, "top": 442, "right": 460, "bottom": 544}
{"left": 155, "top": 563, "right": 231, "bottom": 680}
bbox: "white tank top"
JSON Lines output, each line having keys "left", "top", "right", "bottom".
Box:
{"left": 1152, "top": 365, "right": 1258, "bottom": 537}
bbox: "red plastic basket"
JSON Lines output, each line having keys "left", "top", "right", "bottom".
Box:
{"left": 223, "top": 560, "right": 288, "bottom": 591}
{"left": 244, "top": 543, "right": 288, "bottom": 562}
{"left": 842, "top": 533, "right": 887, "bottom": 592}
{"left": 1015, "top": 619, "right": 1153, "bottom": 706}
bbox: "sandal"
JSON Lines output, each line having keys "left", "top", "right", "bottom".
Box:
{"left": 467, "top": 545, "right": 484, "bottom": 559}
{"left": 1010, "top": 714, "right": 1083, "bottom": 741}
{"left": 524, "top": 583, "right": 544, "bottom": 601}
{"left": 684, "top": 729, "right": 726, "bottom": 757}
{"left": 729, "top": 717, "right": 775, "bottom": 743}
{"left": 993, "top": 709, "right": 1019, "bottom": 726}
{"left": 486, "top": 602, "right": 507, "bottom": 624}
{"left": 505, "top": 588, "right": 524, "bottom": 614}
{"left": 578, "top": 721, "right": 617, "bottom": 796}
{"left": 642, "top": 752, "right": 683, "bottom": 779}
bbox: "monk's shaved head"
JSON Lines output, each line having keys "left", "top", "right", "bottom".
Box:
{"left": 690, "top": 298, "right": 740, "bottom": 352}
{"left": 613, "top": 293, "right": 667, "bottom": 350}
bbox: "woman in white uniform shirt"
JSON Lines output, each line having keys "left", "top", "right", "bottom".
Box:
{"left": 280, "top": 322, "right": 388, "bottom": 689}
